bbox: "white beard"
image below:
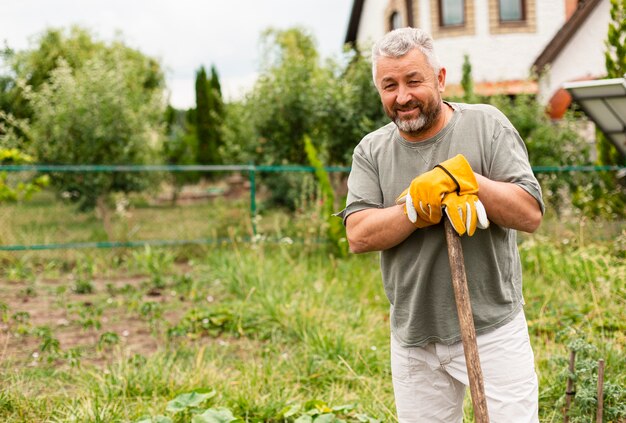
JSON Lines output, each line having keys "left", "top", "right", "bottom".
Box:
{"left": 395, "top": 114, "right": 427, "bottom": 133}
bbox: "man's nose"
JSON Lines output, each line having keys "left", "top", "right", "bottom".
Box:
{"left": 396, "top": 84, "right": 412, "bottom": 105}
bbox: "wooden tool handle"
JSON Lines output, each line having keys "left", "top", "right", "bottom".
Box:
{"left": 444, "top": 219, "right": 490, "bottom": 422}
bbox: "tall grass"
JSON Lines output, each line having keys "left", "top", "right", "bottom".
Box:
{"left": 0, "top": 192, "right": 624, "bottom": 422}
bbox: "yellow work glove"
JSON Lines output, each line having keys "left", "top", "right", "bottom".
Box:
{"left": 442, "top": 192, "right": 490, "bottom": 236}
{"left": 395, "top": 154, "right": 479, "bottom": 226}
{"left": 395, "top": 198, "right": 437, "bottom": 229}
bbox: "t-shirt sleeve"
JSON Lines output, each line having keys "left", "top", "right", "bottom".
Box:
{"left": 335, "top": 144, "right": 384, "bottom": 225}
{"left": 488, "top": 126, "right": 545, "bottom": 214}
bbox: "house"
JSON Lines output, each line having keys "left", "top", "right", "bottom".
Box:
{"left": 345, "top": 0, "right": 611, "bottom": 118}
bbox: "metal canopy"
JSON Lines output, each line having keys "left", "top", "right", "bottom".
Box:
{"left": 563, "top": 77, "right": 626, "bottom": 157}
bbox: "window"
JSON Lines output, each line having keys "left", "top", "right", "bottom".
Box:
{"left": 499, "top": 0, "right": 524, "bottom": 22}
{"left": 390, "top": 11, "right": 403, "bottom": 29}
{"left": 488, "top": 0, "right": 533, "bottom": 34}
{"left": 440, "top": 0, "right": 465, "bottom": 26}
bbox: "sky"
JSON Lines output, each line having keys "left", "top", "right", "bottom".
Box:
{"left": 1, "top": 0, "right": 354, "bottom": 109}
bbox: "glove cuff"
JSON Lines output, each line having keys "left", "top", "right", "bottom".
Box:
{"left": 437, "top": 154, "right": 478, "bottom": 194}
{"left": 434, "top": 163, "right": 461, "bottom": 193}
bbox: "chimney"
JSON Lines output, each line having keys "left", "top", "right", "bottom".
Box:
{"left": 564, "top": 0, "right": 581, "bottom": 20}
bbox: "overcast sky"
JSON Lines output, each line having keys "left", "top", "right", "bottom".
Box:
{"left": 1, "top": 0, "right": 354, "bottom": 109}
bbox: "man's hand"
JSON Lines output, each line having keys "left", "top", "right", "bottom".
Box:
{"left": 395, "top": 154, "right": 479, "bottom": 226}
{"left": 442, "top": 193, "right": 490, "bottom": 236}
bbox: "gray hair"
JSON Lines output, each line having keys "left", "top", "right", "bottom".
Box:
{"left": 371, "top": 27, "right": 441, "bottom": 85}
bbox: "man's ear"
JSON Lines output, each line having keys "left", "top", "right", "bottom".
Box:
{"left": 437, "top": 67, "right": 446, "bottom": 93}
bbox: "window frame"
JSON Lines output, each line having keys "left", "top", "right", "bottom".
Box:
{"left": 498, "top": 0, "right": 526, "bottom": 23}
{"left": 438, "top": 0, "right": 466, "bottom": 28}
{"left": 390, "top": 10, "right": 404, "bottom": 30}
{"left": 488, "top": 0, "right": 534, "bottom": 34}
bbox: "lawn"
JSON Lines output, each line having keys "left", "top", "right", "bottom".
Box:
{"left": 0, "top": 189, "right": 624, "bottom": 422}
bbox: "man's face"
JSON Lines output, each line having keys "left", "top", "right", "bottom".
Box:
{"left": 375, "top": 49, "right": 446, "bottom": 141}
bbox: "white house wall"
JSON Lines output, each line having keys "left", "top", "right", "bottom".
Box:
{"left": 355, "top": 0, "right": 566, "bottom": 87}
{"left": 432, "top": 1, "right": 565, "bottom": 85}
{"left": 538, "top": 0, "right": 610, "bottom": 103}
{"left": 356, "top": 0, "right": 389, "bottom": 49}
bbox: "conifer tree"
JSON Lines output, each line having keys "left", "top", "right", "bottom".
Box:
{"left": 195, "top": 66, "right": 213, "bottom": 164}
{"left": 461, "top": 54, "right": 476, "bottom": 103}
{"left": 598, "top": 0, "right": 626, "bottom": 165}
{"left": 194, "top": 65, "right": 224, "bottom": 165}
{"left": 208, "top": 65, "right": 224, "bottom": 163}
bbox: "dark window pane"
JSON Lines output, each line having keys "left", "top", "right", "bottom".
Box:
{"left": 391, "top": 11, "right": 403, "bottom": 29}
{"left": 441, "top": 0, "right": 465, "bottom": 26}
{"left": 499, "top": 0, "right": 524, "bottom": 21}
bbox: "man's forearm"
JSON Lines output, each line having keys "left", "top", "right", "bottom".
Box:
{"left": 345, "top": 206, "right": 416, "bottom": 253}
{"left": 475, "top": 174, "right": 542, "bottom": 233}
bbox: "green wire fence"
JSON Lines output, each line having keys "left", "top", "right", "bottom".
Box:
{"left": 0, "top": 164, "right": 623, "bottom": 251}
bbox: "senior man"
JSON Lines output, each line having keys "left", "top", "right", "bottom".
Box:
{"left": 338, "top": 27, "right": 544, "bottom": 422}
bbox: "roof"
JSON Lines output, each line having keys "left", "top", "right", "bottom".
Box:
{"left": 345, "top": 0, "right": 365, "bottom": 45}
{"left": 346, "top": 0, "right": 603, "bottom": 66}
{"left": 345, "top": 0, "right": 416, "bottom": 45}
{"left": 533, "top": 0, "right": 603, "bottom": 72}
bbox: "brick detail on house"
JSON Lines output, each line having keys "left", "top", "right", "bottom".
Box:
{"left": 445, "top": 79, "right": 538, "bottom": 97}
{"left": 385, "top": 0, "right": 420, "bottom": 30}
{"left": 488, "top": 0, "right": 537, "bottom": 34}
{"left": 430, "top": 0, "right": 477, "bottom": 38}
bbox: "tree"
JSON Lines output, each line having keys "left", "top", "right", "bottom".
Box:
{"left": 241, "top": 27, "right": 387, "bottom": 208}
{"left": 195, "top": 66, "right": 212, "bottom": 164}
{"left": 27, "top": 50, "right": 165, "bottom": 235}
{"left": 1, "top": 26, "right": 162, "bottom": 125}
{"left": 163, "top": 105, "right": 198, "bottom": 203}
{"left": 320, "top": 48, "right": 388, "bottom": 165}
{"left": 575, "top": 0, "right": 626, "bottom": 219}
{"left": 461, "top": 54, "right": 476, "bottom": 103}
{"left": 195, "top": 65, "right": 223, "bottom": 166}
{"left": 249, "top": 27, "right": 321, "bottom": 166}
{"left": 0, "top": 113, "right": 49, "bottom": 202}
{"left": 599, "top": 0, "right": 626, "bottom": 166}
{"left": 209, "top": 65, "right": 224, "bottom": 120}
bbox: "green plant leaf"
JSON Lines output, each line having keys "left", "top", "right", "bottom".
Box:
{"left": 304, "top": 399, "right": 330, "bottom": 415}
{"left": 313, "top": 414, "right": 339, "bottom": 423}
{"left": 278, "top": 403, "right": 301, "bottom": 418}
{"left": 355, "top": 415, "right": 382, "bottom": 423}
{"left": 135, "top": 416, "right": 173, "bottom": 423}
{"left": 294, "top": 415, "right": 313, "bottom": 423}
{"left": 331, "top": 404, "right": 355, "bottom": 413}
{"left": 165, "top": 390, "right": 215, "bottom": 413}
{"left": 191, "top": 407, "right": 240, "bottom": 423}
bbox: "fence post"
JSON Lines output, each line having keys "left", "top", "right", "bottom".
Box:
{"left": 248, "top": 165, "right": 257, "bottom": 236}
{"left": 564, "top": 349, "right": 576, "bottom": 423}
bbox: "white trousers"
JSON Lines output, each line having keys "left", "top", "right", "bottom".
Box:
{"left": 390, "top": 310, "right": 539, "bottom": 423}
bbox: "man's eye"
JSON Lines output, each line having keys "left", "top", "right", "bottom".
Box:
{"left": 384, "top": 84, "right": 396, "bottom": 90}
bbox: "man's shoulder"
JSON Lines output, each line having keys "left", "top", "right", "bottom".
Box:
{"left": 354, "top": 121, "right": 396, "bottom": 153}
{"left": 451, "top": 102, "right": 514, "bottom": 129}
{"left": 363, "top": 121, "right": 396, "bottom": 142}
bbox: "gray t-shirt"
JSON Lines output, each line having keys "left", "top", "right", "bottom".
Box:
{"left": 340, "top": 102, "right": 544, "bottom": 347}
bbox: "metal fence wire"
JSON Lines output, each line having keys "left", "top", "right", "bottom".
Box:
{"left": 1, "top": 164, "right": 624, "bottom": 251}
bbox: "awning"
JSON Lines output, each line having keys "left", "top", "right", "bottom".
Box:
{"left": 563, "top": 77, "right": 626, "bottom": 157}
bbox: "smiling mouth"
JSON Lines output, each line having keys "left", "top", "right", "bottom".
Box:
{"left": 396, "top": 107, "right": 420, "bottom": 118}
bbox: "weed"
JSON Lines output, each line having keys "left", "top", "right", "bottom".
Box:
{"left": 98, "top": 332, "right": 120, "bottom": 350}
{"left": 0, "top": 301, "right": 8, "bottom": 322}
{"left": 18, "top": 284, "right": 37, "bottom": 299}
{"left": 72, "top": 278, "right": 94, "bottom": 294}
{"left": 167, "top": 307, "right": 250, "bottom": 339}
{"left": 546, "top": 338, "right": 626, "bottom": 422}
{"left": 0, "top": 212, "right": 623, "bottom": 422}
{"left": 11, "top": 311, "right": 30, "bottom": 324}
{"left": 75, "top": 302, "right": 103, "bottom": 330}
{"left": 33, "top": 326, "right": 61, "bottom": 361}
{"left": 64, "top": 347, "right": 83, "bottom": 368}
